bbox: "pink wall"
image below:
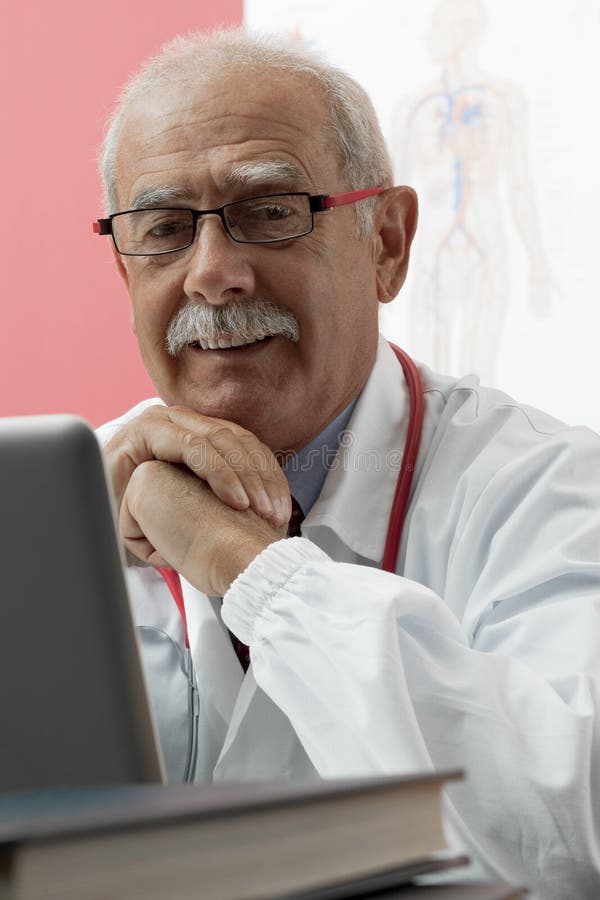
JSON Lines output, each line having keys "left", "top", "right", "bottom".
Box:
{"left": 1, "top": 1, "right": 243, "bottom": 427}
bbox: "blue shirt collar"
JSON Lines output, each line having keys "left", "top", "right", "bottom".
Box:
{"left": 282, "top": 399, "right": 357, "bottom": 516}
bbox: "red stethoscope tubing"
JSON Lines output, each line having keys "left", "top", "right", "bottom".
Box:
{"left": 158, "top": 343, "right": 424, "bottom": 641}
{"left": 158, "top": 567, "right": 189, "bottom": 647}
{"left": 382, "top": 343, "right": 424, "bottom": 573}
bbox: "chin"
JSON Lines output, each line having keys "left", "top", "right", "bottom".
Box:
{"left": 170, "top": 383, "right": 274, "bottom": 435}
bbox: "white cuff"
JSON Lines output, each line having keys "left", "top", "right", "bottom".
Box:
{"left": 221, "top": 537, "right": 330, "bottom": 645}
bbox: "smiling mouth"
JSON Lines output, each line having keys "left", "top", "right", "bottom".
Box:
{"left": 188, "top": 335, "right": 274, "bottom": 351}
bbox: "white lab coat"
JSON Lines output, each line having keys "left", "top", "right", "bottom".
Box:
{"left": 97, "top": 336, "right": 600, "bottom": 897}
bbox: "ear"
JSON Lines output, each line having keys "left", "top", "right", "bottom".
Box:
{"left": 374, "top": 186, "right": 418, "bottom": 304}
{"left": 111, "top": 246, "right": 137, "bottom": 335}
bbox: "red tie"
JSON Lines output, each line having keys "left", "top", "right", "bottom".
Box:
{"left": 287, "top": 495, "right": 305, "bottom": 538}
{"left": 230, "top": 497, "right": 305, "bottom": 671}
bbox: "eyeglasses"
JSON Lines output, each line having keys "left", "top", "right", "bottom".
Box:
{"left": 92, "top": 187, "right": 384, "bottom": 257}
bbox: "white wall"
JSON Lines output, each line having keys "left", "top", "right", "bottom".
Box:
{"left": 246, "top": 0, "right": 600, "bottom": 430}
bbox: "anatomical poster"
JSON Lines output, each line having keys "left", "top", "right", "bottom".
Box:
{"left": 245, "top": 0, "right": 600, "bottom": 431}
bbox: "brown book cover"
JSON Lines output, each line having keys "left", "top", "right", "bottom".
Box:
{"left": 0, "top": 772, "right": 462, "bottom": 900}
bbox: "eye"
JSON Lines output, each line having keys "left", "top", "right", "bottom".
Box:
{"left": 256, "top": 203, "right": 293, "bottom": 220}
{"left": 239, "top": 197, "right": 302, "bottom": 221}
{"left": 146, "top": 215, "right": 191, "bottom": 238}
{"left": 227, "top": 195, "right": 310, "bottom": 242}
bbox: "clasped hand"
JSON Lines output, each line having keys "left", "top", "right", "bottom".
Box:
{"left": 104, "top": 406, "right": 291, "bottom": 596}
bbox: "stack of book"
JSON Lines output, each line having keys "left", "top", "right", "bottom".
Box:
{"left": 0, "top": 771, "right": 526, "bottom": 899}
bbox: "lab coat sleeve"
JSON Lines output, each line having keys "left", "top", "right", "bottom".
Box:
{"left": 221, "top": 431, "right": 600, "bottom": 897}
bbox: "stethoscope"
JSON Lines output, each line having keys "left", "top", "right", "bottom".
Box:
{"left": 382, "top": 343, "right": 424, "bottom": 572}
{"left": 156, "top": 342, "right": 424, "bottom": 781}
{"left": 156, "top": 566, "right": 199, "bottom": 783}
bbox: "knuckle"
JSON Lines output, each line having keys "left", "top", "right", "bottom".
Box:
{"left": 205, "top": 423, "right": 236, "bottom": 443}
{"left": 118, "top": 433, "right": 138, "bottom": 463}
{"left": 105, "top": 431, "right": 139, "bottom": 482}
{"left": 235, "top": 428, "right": 259, "bottom": 445}
{"left": 180, "top": 430, "right": 211, "bottom": 470}
{"left": 137, "top": 405, "right": 176, "bottom": 442}
{"left": 166, "top": 404, "right": 188, "bottom": 417}
{"left": 139, "top": 415, "right": 161, "bottom": 446}
{"left": 181, "top": 429, "right": 201, "bottom": 449}
{"left": 139, "top": 404, "right": 167, "bottom": 426}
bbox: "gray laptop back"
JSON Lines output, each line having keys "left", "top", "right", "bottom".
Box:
{"left": 0, "top": 415, "right": 165, "bottom": 793}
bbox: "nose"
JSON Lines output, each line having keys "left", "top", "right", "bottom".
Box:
{"left": 182, "top": 215, "right": 257, "bottom": 305}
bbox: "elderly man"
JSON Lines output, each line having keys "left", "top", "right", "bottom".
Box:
{"left": 95, "top": 29, "right": 600, "bottom": 897}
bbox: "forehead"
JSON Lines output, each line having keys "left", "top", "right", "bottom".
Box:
{"left": 115, "top": 69, "right": 340, "bottom": 208}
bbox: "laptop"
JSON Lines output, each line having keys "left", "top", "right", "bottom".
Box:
{"left": 0, "top": 415, "right": 165, "bottom": 793}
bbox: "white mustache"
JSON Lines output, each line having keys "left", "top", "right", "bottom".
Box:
{"left": 165, "top": 299, "right": 301, "bottom": 357}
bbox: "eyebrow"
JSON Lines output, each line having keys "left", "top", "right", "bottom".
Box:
{"left": 127, "top": 161, "right": 309, "bottom": 212}
{"left": 129, "top": 186, "right": 188, "bottom": 211}
{"left": 226, "top": 160, "right": 308, "bottom": 191}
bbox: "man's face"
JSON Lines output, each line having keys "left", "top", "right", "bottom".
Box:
{"left": 114, "top": 70, "right": 386, "bottom": 452}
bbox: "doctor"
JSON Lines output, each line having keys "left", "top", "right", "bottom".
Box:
{"left": 95, "top": 30, "right": 600, "bottom": 897}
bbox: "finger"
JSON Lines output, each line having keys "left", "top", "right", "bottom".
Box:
{"left": 241, "top": 434, "right": 292, "bottom": 525}
{"left": 202, "top": 424, "right": 290, "bottom": 525}
{"left": 119, "top": 486, "right": 169, "bottom": 568}
{"left": 163, "top": 425, "right": 253, "bottom": 511}
{"left": 165, "top": 408, "right": 291, "bottom": 525}
{"left": 107, "top": 404, "right": 291, "bottom": 524}
{"left": 106, "top": 406, "right": 251, "bottom": 512}
{"left": 123, "top": 459, "right": 285, "bottom": 595}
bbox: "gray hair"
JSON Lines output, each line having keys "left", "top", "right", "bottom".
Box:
{"left": 99, "top": 29, "right": 393, "bottom": 236}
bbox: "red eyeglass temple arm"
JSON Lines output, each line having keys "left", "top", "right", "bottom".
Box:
{"left": 321, "top": 186, "right": 385, "bottom": 209}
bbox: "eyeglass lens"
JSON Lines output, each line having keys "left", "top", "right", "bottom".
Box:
{"left": 112, "top": 194, "right": 314, "bottom": 255}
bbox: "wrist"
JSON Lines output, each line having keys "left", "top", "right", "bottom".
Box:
{"left": 215, "top": 534, "right": 275, "bottom": 596}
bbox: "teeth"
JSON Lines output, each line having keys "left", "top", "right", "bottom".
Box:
{"left": 194, "top": 335, "right": 270, "bottom": 350}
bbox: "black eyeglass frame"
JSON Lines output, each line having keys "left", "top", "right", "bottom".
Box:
{"left": 92, "top": 186, "right": 384, "bottom": 257}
